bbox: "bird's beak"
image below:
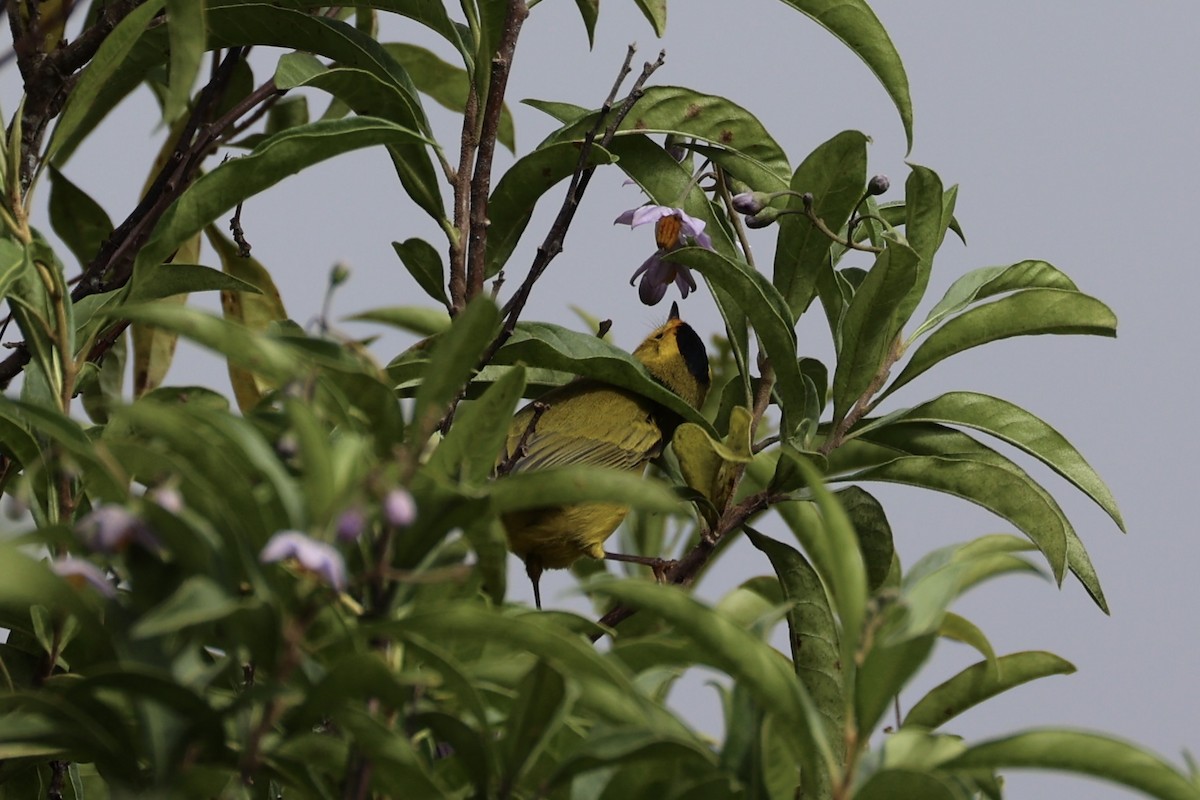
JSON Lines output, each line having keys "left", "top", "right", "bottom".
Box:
{"left": 669, "top": 301, "right": 681, "bottom": 321}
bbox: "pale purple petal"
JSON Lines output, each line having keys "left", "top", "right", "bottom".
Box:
{"left": 693, "top": 230, "right": 714, "bottom": 250}
{"left": 336, "top": 507, "right": 367, "bottom": 542}
{"left": 629, "top": 251, "right": 662, "bottom": 284}
{"left": 260, "top": 531, "right": 347, "bottom": 591}
{"left": 51, "top": 558, "right": 117, "bottom": 598}
{"left": 383, "top": 489, "right": 416, "bottom": 528}
{"left": 676, "top": 211, "right": 707, "bottom": 239}
{"left": 148, "top": 486, "right": 184, "bottom": 515}
{"left": 614, "top": 208, "right": 637, "bottom": 225}
{"left": 616, "top": 204, "right": 675, "bottom": 229}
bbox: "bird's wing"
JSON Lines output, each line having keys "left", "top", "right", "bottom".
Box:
{"left": 505, "top": 386, "right": 662, "bottom": 474}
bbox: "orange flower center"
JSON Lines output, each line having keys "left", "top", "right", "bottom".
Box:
{"left": 654, "top": 213, "right": 683, "bottom": 249}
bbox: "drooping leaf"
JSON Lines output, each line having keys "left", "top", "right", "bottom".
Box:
{"left": 134, "top": 118, "right": 429, "bottom": 277}
{"left": 943, "top": 730, "right": 1200, "bottom": 800}
{"left": 904, "top": 651, "right": 1075, "bottom": 730}
{"left": 881, "top": 391, "right": 1124, "bottom": 531}
{"left": 410, "top": 296, "right": 499, "bottom": 438}
{"left": 774, "top": 0, "right": 913, "bottom": 150}
{"left": 390, "top": 238, "right": 449, "bottom": 307}
{"left": 893, "top": 164, "right": 952, "bottom": 328}
{"left": 632, "top": 0, "right": 667, "bottom": 35}
{"left": 884, "top": 289, "right": 1117, "bottom": 400}
{"left": 835, "top": 485, "right": 894, "bottom": 591}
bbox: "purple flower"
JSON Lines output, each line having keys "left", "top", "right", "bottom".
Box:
{"left": 383, "top": 489, "right": 416, "bottom": 528}
{"left": 75, "top": 504, "right": 158, "bottom": 554}
{"left": 260, "top": 531, "right": 347, "bottom": 591}
{"left": 50, "top": 558, "right": 117, "bottom": 598}
{"left": 147, "top": 485, "right": 184, "bottom": 515}
{"left": 615, "top": 205, "right": 714, "bottom": 306}
{"left": 731, "top": 191, "right": 769, "bottom": 215}
{"left": 335, "top": 507, "right": 367, "bottom": 542}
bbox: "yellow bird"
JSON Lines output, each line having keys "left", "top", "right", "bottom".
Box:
{"left": 499, "top": 302, "right": 710, "bottom": 608}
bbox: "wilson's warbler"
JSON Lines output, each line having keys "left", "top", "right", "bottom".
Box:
{"left": 499, "top": 303, "right": 710, "bottom": 608}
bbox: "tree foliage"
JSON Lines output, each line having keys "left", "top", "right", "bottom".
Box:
{"left": 0, "top": 1, "right": 1187, "bottom": 799}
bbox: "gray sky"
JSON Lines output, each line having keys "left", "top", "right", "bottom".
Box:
{"left": 13, "top": 2, "right": 1198, "bottom": 797}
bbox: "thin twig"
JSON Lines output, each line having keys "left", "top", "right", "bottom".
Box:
{"left": 230, "top": 201, "right": 251, "bottom": 257}
{"left": 466, "top": 0, "right": 530, "bottom": 301}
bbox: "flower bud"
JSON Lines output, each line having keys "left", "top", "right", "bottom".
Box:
{"left": 336, "top": 507, "right": 367, "bottom": 542}
{"left": 867, "top": 174, "right": 890, "bottom": 196}
{"left": 731, "top": 191, "right": 770, "bottom": 216}
{"left": 745, "top": 206, "right": 784, "bottom": 229}
{"left": 330, "top": 262, "right": 351, "bottom": 286}
{"left": 383, "top": 489, "right": 416, "bottom": 528}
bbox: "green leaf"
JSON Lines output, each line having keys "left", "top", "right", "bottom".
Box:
{"left": 490, "top": 322, "right": 709, "bottom": 431}
{"left": 47, "top": 168, "right": 113, "bottom": 268}
{"left": 845, "top": 455, "right": 1068, "bottom": 583}
{"left": 570, "top": 0, "right": 600, "bottom": 45}
{"left": 134, "top": 118, "right": 429, "bottom": 276}
{"left": 894, "top": 164, "right": 952, "bottom": 328}
{"left": 485, "top": 141, "right": 616, "bottom": 276}
{"left": 917, "top": 259, "right": 1080, "bottom": 336}
{"left": 745, "top": 528, "right": 844, "bottom": 773}
{"left": 773, "top": 130, "right": 868, "bottom": 319}
{"left": 350, "top": 305, "right": 450, "bottom": 336}
{"left": 383, "top": 42, "right": 515, "bottom": 151}
{"left": 546, "top": 729, "right": 717, "bottom": 789}
{"left": 586, "top": 578, "right": 836, "bottom": 784}
{"left": 632, "top": 0, "right": 667, "bottom": 35}
{"left": 501, "top": 660, "right": 569, "bottom": 790}
{"left": 831, "top": 242, "right": 919, "bottom": 426}
{"left": 856, "top": 631, "right": 937, "bottom": 739}
{"left": 547, "top": 86, "right": 790, "bottom": 182}
{"left": 669, "top": 247, "right": 808, "bottom": 433}
{"left": 943, "top": 731, "right": 1200, "bottom": 800}
{"left": 410, "top": 296, "right": 499, "bottom": 437}
{"left": 46, "top": 0, "right": 167, "bottom": 165}
{"left": 163, "top": 0, "right": 206, "bottom": 122}
{"left": 126, "top": 262, "right": 261, "bottom": 304}
{"left": 884, "top": 289, "right": 1117, "bottom": 400}
{"left": 904, "top": 651, "right": 1075, "bottom": 730}
{"left": 835, "top": 485, "right": 894, "bottom": 591}
{"left": 881, "top": 391, "right": 1124, "bottom": 531}
{"left": 774, "top": 0, "right": 913, "bottom": 151}
{"left": 854, "top": 769, "right": 964, "bottom": 800}
{"left": 130, "top": 577, "right": 244, "bottom": 639}
{"left": 937, "top": 612, "right": 997, "bottom": 671}
{"left": 0, "top": 236, "right": 27, "bottom": 302}
{"left": 427, "top": 365, "right": 525, "bottom": 485}
{"left": 391, "top": 238, "right": 449, "bottom": 307}
{"left": 490, "top": 466, "right": 682, "bottom": 515}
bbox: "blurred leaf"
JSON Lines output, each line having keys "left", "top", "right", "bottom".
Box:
{"left": 674, "top": 406, "right": 752, "bottom": 508}
{"left": 856, "top": 632, "right": 936, "bottom": 739}
{"left": 831, "top": 242, "right": 919, "bottom": 427}
{"left": 775, "top": 0, "right": 912, "bottom": 150}
{"left": 501, "top": 660, "right": 569, "bottom": 791}
{"left": 773, "top": 130, "right": 868, "bottom": 319}
{"left": 47, "top": 0, "right": 166, "bottom": 165}
{"left": 943, "top": 730, "right": 1200, "bottom": 800}
{"left": 392, "top": 238, "right": 449, "bottom": 307}
{"left": 384, "top": 42, "right": 515, "bottom": 151}
{"left": 163, "top": 0, "right": 205, "bottom": 122}
{"left": 937, "top": 612, "right": 996, "bottom": 671}
{"left": 134, "top": 118, "right": 429, "bottom": 277}
{"left": 410, "top": 297, "right": 499, "bottom": 437}
{"left": 205, "top": 225, "right": 289, "bottom": 412}
{"left": 632, "top": 0, "right": 667, "bottom": 35}
{"left": 904, "top": 651, "right": 1075, "bottom": 730}
{"left": 79, "top": 330, "right": 126, "bottom": 424}
{"left": 547, "top": 729, "right": 717, "bottom": 789}
{"left": 47, "top": 168, "right": 113, "bottom": 268}
{"left": 881, "top": 391, "right": 1124, "bottom": 531}
{"left": 491, "top": 465, "right": 681, "bottom": 515}
{"left": 746, "top": 528, "right": 843, "bottom": 777}
{"left": 485, "top": 141, "right": 616, "bottom": 276}
{"left": 130, "top": 577, "right": 244, "bottom": 639}
{"left": 428, "top": 365, "right": 525, "bottom": 485}
{"left": 589, "top": 578, "right": 836, "bottom": 785}
{"left": 351, "top": 305, "right": 449, "bottom": 336}
{"left": 885, "top": 289, "right": 1117, "bottom": 400}
{"left": 491, "top": 322, "right": 710, "bottom": 431}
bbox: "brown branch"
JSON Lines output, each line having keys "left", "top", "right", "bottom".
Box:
{"left": 448, "top": 87, "right": 478, "bottom": 313}
{"left": 0, "top": 61, "right": 284, "bottom": 389}
{"left": 465, "top": 0, "right": 529, "bottom": 302}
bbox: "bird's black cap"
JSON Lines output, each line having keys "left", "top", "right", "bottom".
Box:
{"left": 674, "top": 319, "right": 710, "bottom": 390}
